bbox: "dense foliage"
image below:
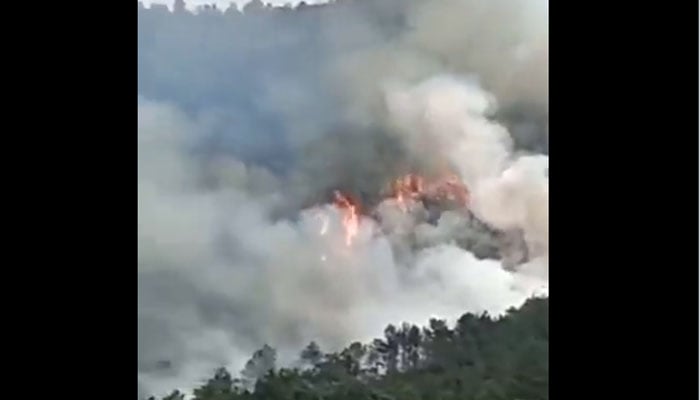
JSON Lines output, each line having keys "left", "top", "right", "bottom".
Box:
{"left": 148, "top": 297, "right": 548, "bottom": 400}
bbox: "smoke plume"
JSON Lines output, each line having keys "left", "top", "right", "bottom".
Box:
{"left": 138, "top": 0, "right": 548, "bottom": 397}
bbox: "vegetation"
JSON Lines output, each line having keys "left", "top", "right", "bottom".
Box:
{"left": 140, "top": 2, "right": 548, "bottom": 399}
{"left": 147, "top": 297, "right": 548, "bottom": 400}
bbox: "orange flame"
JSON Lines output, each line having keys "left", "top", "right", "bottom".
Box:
{"left": 429, "top": 173, "right": 469, "bottom": 207}
{"left": 333, "top": 190, "right": 359, "bottom": 247}
{"left": 325, "top": 172, "right": 468, "bottom": 249}
{"left": 390, "top": 174, "right": 424, "bottom": 211}
{"left": 387, "top": 172, "right": 469, "bottom": 211}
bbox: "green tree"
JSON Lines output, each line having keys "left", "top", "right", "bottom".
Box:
{"left": 241, "top": 345, "right": 277, "bottom": 387}
{"left": 192, "top": 367, "right": 238, "bottom": 400}
{"left": 150, "top": 297, "right": 549, "bottom": 400}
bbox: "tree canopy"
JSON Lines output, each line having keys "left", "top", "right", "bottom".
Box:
{"left": 147, "top": 297, "right": 548, "bottom": 400}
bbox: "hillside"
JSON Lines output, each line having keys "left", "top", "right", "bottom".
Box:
{"left": 148, "top": 297, "right": 548, "bottom": 400}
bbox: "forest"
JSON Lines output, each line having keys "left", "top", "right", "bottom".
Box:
{"left": 147, "top": 297, "right": 548, "bottom": 400}
{"left": 139, "top": 2, "right": 548, "bottom": 399}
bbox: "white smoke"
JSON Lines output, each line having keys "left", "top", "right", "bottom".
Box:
{"left": 384, "top": 76, "right": 548, "bottom": 274}
{"left": 138, "top": 1, "right": 548, "bottom": 397}
{"left": 138, "top": 75, "right": 547, "bottom": 397}
{"left": 385, "top": 76, "right": 511, "bottom": 186}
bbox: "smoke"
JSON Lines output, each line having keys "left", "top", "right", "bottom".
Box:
{"left": 384, "top": 76, "right": 548, "bottom": 272}
{"left": 138, "top": 0, "right": 548, "bottom": 398}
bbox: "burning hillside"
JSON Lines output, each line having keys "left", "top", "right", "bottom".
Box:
{"left": 138, "top": 1, "right": 548, "bottom": 397}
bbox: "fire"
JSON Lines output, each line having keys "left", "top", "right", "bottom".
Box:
{"left": 324, "top": 172, "right": 469, "bottom": 249}
{"left": 430, "top": 173, "right": 470, "bottom": 207}
{"left": 333, "top": 190, "right": 359, "bottom": 247}
{"left": 387, "top": 172, "right": 469, "bottom": 210}
{"left": 390, "top": 174, "right": 424, "bottom": 211}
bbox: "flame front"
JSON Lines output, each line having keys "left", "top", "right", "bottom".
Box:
{"left": 325, "top": 172, "right": 469, "bottom": 249}
{"left": 431, "top": 173, "right": 470, "bottom": 207}
{"left": 387, "top": 172, "right": 469, "bottom": 211}
{"left": 333, "top": 190, "right": 359, "bottom": 247}
{"left": 391, "top": 174, "right": 424, "bottom": 211}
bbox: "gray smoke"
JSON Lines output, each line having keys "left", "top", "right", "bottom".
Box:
{"left": 138, "top": 0, "right": 548, "bottom": 397}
